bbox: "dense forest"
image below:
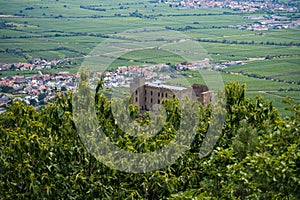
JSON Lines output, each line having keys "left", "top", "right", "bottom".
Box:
{"left": 0, "top": 82, "right": 299, "bottom": 199}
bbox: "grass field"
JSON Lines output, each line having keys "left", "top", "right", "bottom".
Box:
{"left": 1, "top": 0, "right": 298, "bottom": 63}
{"left": 223, "top": 56, "right": 300, "bottom": 83}
{"left": 109, "top": 49, "right": 186, "bottom": 68}
{"left": 167, "top": 70, "right": 299, "bottom": 90}
{"left": 199, "top": 42, "right": 300, "bottom": 62}
{"left": 188, "top": 28, "right": 300, "bottom": 44}
{"left": 166, "top": 69, "right": 299, "bottom": 117}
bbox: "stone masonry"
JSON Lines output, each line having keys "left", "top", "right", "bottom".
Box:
{"left": 130, "top": 77, "right": 213, "bottom": 111}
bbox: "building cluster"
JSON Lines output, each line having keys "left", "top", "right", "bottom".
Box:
{"left": 102, "top": 59, "right": 213, "bottom": 88}
{"left": 0, "top": 59, "right": 215, "bottom": 108}
{"left": 175, "top": 59, "right": 211, "bottom": 70}
{"left": 102, "top": 64, "right": 172, "bottom": 88}
{"left": 240, "top": 15, "right": 300, "bottom": 31}
{"left": 0, "top": 72, "right": 77, "bottom": 106}
{"left": 0, "top": 94, "right": 10, "bottom": 109}
{"left": 0, "top": 58, "right": 69, "bottom": 71}
{"left": 162, "top": 0, "right": 297, "bottom": 12}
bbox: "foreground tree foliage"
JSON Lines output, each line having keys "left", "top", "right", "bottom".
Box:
{"left": 0, "top": 82, "right": 299, "bottom": 199}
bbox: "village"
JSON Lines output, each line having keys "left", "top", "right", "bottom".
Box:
{"left": 159, "top": 0, "right": 300, "bottom": 30}
{"left": 236, "top": 15, "right": 300, "bottom": 31}
{"left": 0, "top": 57, "right": 220, "bottom": 111}
{"left": 157, "top": 0, "right": 300, "bottom": 31}
{"left": 160, "top": 0, "right": 298, "bottom": 13}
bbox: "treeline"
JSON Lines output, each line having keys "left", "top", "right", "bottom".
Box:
{"left": 241, "top": 72, "right": 300, "bottom": 86}
{"left": 129, "top": 11, "right": 158, "bottom": 19}
{"left": 1, "top": 33, "right": 77, "bottom": 39}
{"left": 127, "top": 12, "right": 238, "bottom": 19}
{"left": 166, "top": 25, "right": 238, "bottom": 31}
{"left": 0, "top": 82, "right": 299, "bottom": 199}
{"left": 9, "top": 10, "right": 242, "bottom": 20}
{"left": 0, "top": 47, "right": 85, "bottom": 57}
{"left": 1, "top": 30, "right": 110, "bottom": 40}
{"left": 197, "top": 38, "right": 300, "bottom": 47}
{"left": 79, "top": 5, "right": 106, "bottom": 12}
{"left": 221, "top": 70, "right": 300, "bottom": 86}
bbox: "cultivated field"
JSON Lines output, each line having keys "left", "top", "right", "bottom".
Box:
{"left": 0, "top": 0, "right": 299, "bottom": 116}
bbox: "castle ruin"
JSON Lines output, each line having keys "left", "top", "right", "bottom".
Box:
{"left": 130, "top": 77, "right": 213, "bottom": 111}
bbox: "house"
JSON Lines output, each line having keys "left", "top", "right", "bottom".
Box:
{"left": 130, "top": 77, "right": 213, "bottom": 111}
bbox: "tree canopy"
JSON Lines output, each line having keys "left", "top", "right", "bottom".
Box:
{"left": 0, "top": 82, "right": 299, "bottom": 199}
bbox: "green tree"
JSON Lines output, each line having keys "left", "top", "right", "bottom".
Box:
{"left": 0, "top": 82, "right": 299, "bottom": 199}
